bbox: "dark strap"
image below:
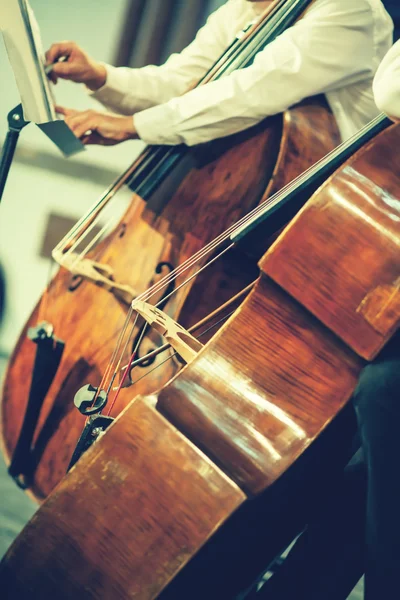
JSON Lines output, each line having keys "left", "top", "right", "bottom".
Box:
{"left": 8, "top": 322, "right": 64, "bottom": 488}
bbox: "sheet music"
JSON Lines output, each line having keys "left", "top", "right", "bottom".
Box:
{"left": 0, "top": 0, "right": 56, "bottom": 123}
{"left": 0, "top": 0, "right": 84, "bottom": 155}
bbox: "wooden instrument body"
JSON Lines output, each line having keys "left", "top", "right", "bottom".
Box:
{"left": 1, "top": 124, "right": 399, "bottom": 600}
{"left": 0, "top": 98, "right": 339, "bottom": 501}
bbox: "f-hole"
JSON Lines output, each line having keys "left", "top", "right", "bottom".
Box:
{"left": 68, "top": 275, "right": 83, "bottom": 292}
{"left": 131, "top": 262, "right": 175, "bottom": 368}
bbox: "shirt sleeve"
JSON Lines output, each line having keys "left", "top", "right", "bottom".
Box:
{"left": 91, "top": 0, "right": 243, "bottom": 114}
{"left": 373, "top": 41, "right": 400, "bottom": 119}
{"left": 134, "top": 0, "right": 380, "bottom": 146}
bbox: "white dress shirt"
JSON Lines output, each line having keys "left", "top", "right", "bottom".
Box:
{"left": 92, "top": 0, "right": 393, "bottom": 144}
{"left": 373, "top": 40, "right": 400, "bottom": 119}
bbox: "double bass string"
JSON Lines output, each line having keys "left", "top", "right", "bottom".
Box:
{"left": 56, "top": 0, "right": 307, "bottom": 264}
{"left": 62, "top": 0, "right": 323, "bottom": 408}
{"left": 53, "top": 154, "right": 146, "bottom": 256}
{"left": 51, "top": 2, "right": 312, "bottom": 382}
{"left": 117, "top": 0, "right": 311, "bottom": 202}
{"left": 48, "top": 1, "right": 297, "bottom": 374}
{"left": 53, "top": 31, "right": 244, "bottom": 255}
{"left": 102, "top": 113, "right": 390, "bottom": 410}
{"left": 122, "top": 308, "right": 238, "bottom": 391}
{"left": 134, "top": 113, "right": 390, "bottom": 311}
{"left": 105, "top": 243, "right": 236, "bottom": 415}
{"left": 101, "top": 241, "right": 236, "bottom": 408}
{"left": 120, "top": 281, "right": 255, "bottom": 373}
{"left": 69, "top": 202, "right": 127, "bottom": 271}
{"left": 101, "top": 243, "right": 236, "bottom": 413}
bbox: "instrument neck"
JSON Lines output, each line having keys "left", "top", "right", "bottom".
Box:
{"left": 232, "top": 113, "right": 392, "bottom": 244}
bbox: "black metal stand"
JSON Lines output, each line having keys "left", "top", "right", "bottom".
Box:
{"left": 0, "top": 104, "right": 30, "bottom": 204}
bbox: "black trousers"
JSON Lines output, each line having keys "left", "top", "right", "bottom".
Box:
{"left": 253, "top": 332, "right": 400, "bottom": 600}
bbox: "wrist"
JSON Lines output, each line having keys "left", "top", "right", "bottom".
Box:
{"left": 124, "top": 116, "right": 138, "bottom": 140}
{"left": 86, "top": 62, "right": 107, "bottom": 91}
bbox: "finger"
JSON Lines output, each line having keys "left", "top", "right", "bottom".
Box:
{"left": 74, "top": 121, "right": 97, "bottom": 140}
{"left": 81, "top": 132, "right": 101, "bottom": 145}
{"left": 63, "top": 110, "right": 92, "bottom": 125}
{"left": 48, "top": 72, "right": 58, "bottom": 85}
{"left": 55, "top": 106, "right": 77, "bottom": 117}
{"left": 84, "top": 132, "right": 117, "bottom": 146}
{"left": 45, "top": 41, "right": 75, "bottom": 65}
{"left": 65, "top": 114, "right": 97, "bottom": 139}
{"left": 51, "top": 61, "right": 76, "bottom": 79}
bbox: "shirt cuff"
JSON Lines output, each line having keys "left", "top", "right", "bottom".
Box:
{"left": 134, "top": 100, "right": 185, "bottom": 146}
{"left": 88, "top": 64, "right": 131, "bottom": 109}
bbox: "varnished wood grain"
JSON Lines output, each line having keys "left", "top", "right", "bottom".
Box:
{"left": 157, "top": 275, "right": 363, "bottom": 495}
{"left": 262, "top": 95, "right": 341, "bottom": 201}
{"left": 262, "top": 124, "right": 400, "bottom": 359}
{"left": 0, "top": 398, "right": 244, "bottom": 600}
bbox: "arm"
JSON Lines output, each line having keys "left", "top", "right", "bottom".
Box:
{"left": 92, "top": 0, "right": 245, "bottom": 114}
{"left": 47, "top": 0, "right": 244, "bottom": 115}
{"left": 59, "top": 0, "right": 391, "bottom": 147}
{"left": 373, "top": 41, "right": 400, "bottom": 120}
{"left": 133, "top": 0, "right": 386, "bottom": 146}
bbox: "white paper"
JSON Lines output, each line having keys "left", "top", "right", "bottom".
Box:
{"left": 0, "top": 0, "right": 56, "bottom": 123}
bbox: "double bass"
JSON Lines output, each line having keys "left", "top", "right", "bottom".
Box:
{"left": 0, "top": 0, "right": 340, "bottom": 500}
{"left": 1, "top": 116, "right": 399, "bottom": 599}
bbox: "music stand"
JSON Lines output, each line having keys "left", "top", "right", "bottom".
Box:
{"left": 0, "top": 0, "right": 84, "bottom": 204}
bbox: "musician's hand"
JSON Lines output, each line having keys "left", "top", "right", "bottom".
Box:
{"left": 45, "top": 42, "right": 106, "bottom": 90}
{"left": 57, "top": 107, "right": 138, "bottom": 146}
